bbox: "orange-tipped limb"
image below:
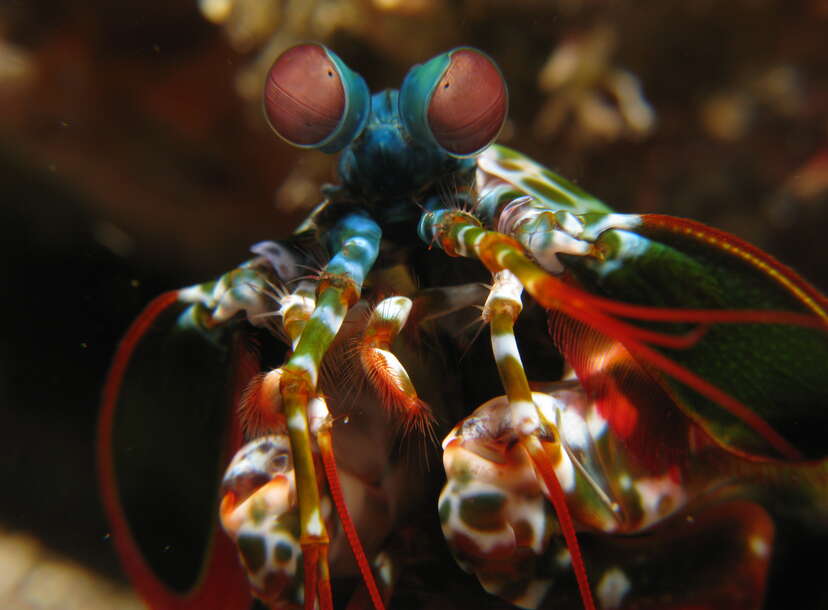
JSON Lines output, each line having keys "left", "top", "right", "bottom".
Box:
{"left": 239, "top": 369, "right": 287, "bottom": 437}
{"left": 358, "top": 296, "right": 435, "bottom": 436}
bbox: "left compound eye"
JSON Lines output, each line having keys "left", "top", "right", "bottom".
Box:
{"left": 264, "top": 44, "right": 370, "bottom": 154}
{"left": 400, "top": 48, "right": 508, "bottom": 157}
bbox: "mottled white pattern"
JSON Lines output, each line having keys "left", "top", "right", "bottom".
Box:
{"left": 510, "top": 494, "right": 549, "bottom": 554}
{"left": 438, "top": 484, "right": 515, "bottom": 555}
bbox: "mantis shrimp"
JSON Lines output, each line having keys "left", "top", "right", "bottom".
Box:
{"left": 99, "top": 44, "right": 828, "bottom": 609}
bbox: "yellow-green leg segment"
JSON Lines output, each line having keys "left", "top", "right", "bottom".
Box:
{"left": 279, "top": 213, "right": 382, "bottom": 609}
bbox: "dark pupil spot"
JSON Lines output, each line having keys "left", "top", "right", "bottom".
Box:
{"left": 327, "top": 71, "right": 333, "bottom": 77}
{"left": 443, "top": 81, "right": 450, "bottom": 88}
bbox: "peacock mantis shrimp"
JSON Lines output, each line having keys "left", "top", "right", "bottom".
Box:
{"left": 99, "top": 44, "right": 828, "bottom": 610}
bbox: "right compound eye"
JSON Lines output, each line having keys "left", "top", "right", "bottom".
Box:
{"left": 263, "top": 44, "right": 370, "bottom": 154}
{"left": 399, "top": 47, "right": 508, "bottom": 157}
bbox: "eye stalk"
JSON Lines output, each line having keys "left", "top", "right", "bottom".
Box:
{"left": 399, "top": 48, "right": 508, "bottom": 157}
{"left": 264, "top": 44, "right": 370, "bottom": 154}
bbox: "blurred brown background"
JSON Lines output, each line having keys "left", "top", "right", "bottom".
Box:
{"left": 1, "top": 0, "right": 826, "bottom": 607}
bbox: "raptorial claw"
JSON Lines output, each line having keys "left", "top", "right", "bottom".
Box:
{"left": 439, "top": 391, "right": 583, "bottom": 610}
{"left": 220, "top": 435, "right": 307, "bottom": 608}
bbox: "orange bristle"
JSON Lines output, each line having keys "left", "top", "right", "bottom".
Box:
{"left": 359, "top": 345, "right": 435, "bottom": 438}
{"left": 239, "top": 370, "right": 287, "bottom": 437}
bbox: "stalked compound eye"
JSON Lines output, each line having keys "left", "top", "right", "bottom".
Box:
{"left": 264, "top": 44, "right": 370, "bottom": 154}
{"left": 399, "top": 48, "right": 508, "bottom": 157}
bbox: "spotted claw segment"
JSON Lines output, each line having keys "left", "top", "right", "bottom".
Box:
{"left": 219, "top": 435, "right": 306, "bottom": 608}
{"left": 439, "top": 387, "right": 778, "bottom": 610}
{"left": 440, "top": 388, "right": 608, "bottom": 610}
{"left": 213, "top": 212, "right": 384, "bottom": 610}
{"left": 221, "top": 389, "right": 389, "bottom": 610}
{"left": 445, "top": 268, "right": 597, "bottom": 610}
{"left": 439, "top": 395, "right": 556, "bottom": 609}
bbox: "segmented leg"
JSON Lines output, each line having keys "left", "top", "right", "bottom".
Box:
{"left": 222, "top": 253, "right": 442, "bottom": 608}
{"left": 277, "top": 213, "right": 382, "bottom": 609}
{"left": 220, "top": 433, "right": 305, "bottom": 607}
{"left": 177, "top": 260, "right": 280, "bottom": 331}
{"left": 221, "top": 383, "right": 395, "bottom": 610}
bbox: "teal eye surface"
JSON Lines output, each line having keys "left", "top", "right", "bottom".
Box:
{"left": 264, "top": 44, "right": 370, "bottom": 154}
{"left": 400, "top": 48, "right": 508, "bottom": 157}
